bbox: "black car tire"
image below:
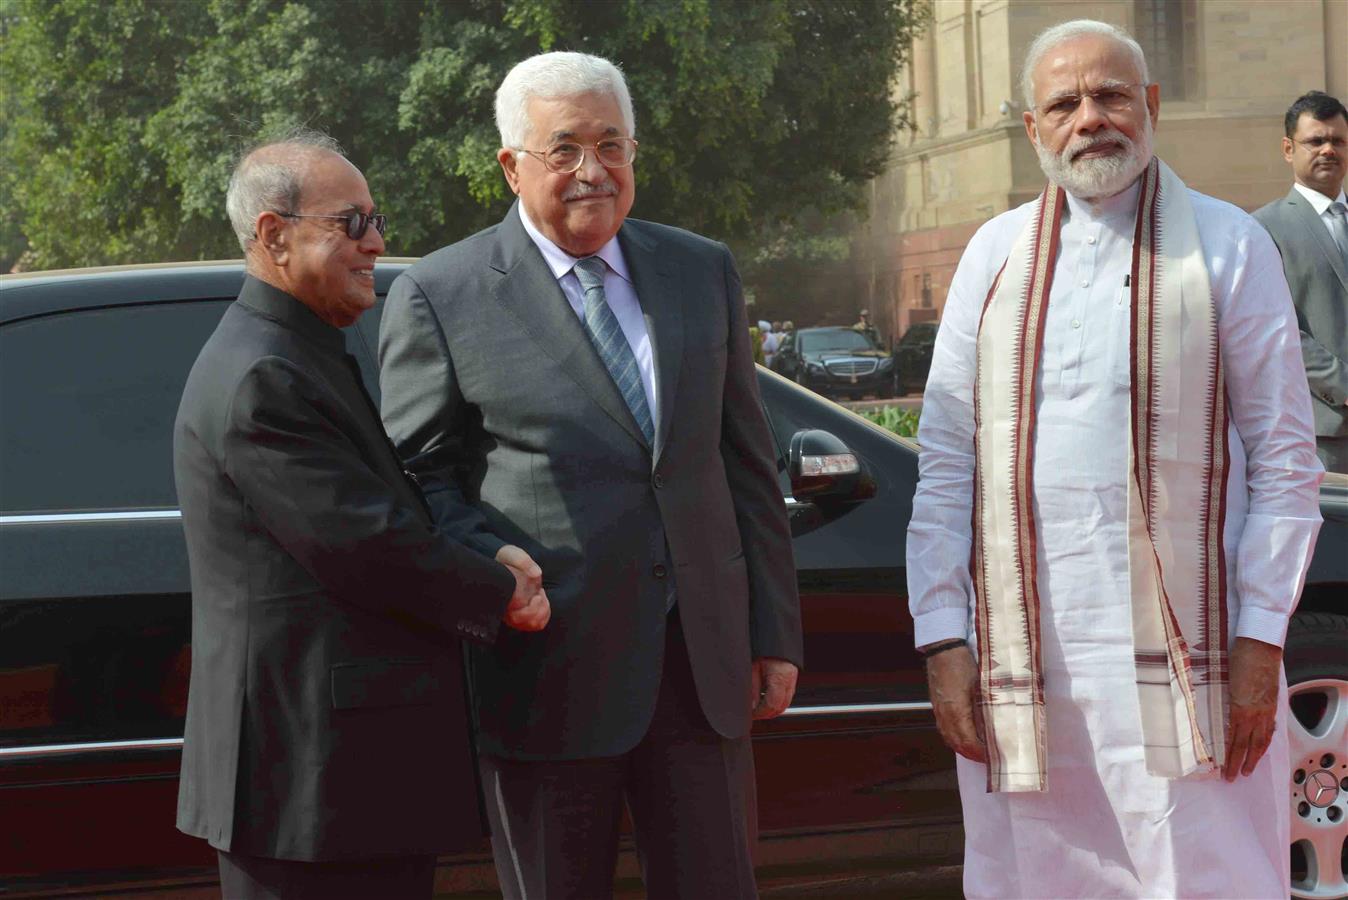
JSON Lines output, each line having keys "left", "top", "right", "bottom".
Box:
{"left": 1285, "top": 612, "right": 1348, "bottom": 899}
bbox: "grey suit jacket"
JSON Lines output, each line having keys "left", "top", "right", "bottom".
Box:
{"left": 173, "top": 276, "right": 515, "bottom": 859}
{"left": 378, "top": 204, "right": 802, "bottom": 760}
{"left": 1254, "top": 187, "right": 1348, "bottom": 436}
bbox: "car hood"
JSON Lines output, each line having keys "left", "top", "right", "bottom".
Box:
{"left": 803, "top": 349, "right": 889, "bottom": 362}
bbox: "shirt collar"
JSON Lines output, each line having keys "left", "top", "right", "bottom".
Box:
{"left": 1062, "top": 174, "right": 1144, "bottom": 227}
{"left": 518, "top": 203, "right": 632, "bottom": 284}
{"left": 1293, "top": 181, "right": 1347, "bottom": 214}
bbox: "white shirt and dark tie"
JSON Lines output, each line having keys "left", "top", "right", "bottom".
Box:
{"left": 518, "top": 205, "right": 674, "bottom": 611}
{"left": 517, "top": 205, "right": 659, "bottom": 430}
{"left": 1292, "top": 181, "right": 1348, "bottom": 262}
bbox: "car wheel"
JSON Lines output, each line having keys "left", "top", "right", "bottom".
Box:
{"left": 1286, "top": 612, "right": 1348, "bottom": 900}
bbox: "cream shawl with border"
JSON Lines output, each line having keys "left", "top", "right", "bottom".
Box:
{"left": 972, "top": 158, "right": 1230, "bottom": 793}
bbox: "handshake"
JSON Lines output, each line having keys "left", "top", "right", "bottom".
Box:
{"left": 496, "top": 544, "right": 551, "bottom": 632}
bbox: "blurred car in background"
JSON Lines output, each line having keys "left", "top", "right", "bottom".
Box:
{"left": 771, "top": 325, "right": 896, "bottom": 400}
{"left": 893, "top": 322, "right": 938, "bottom": 397}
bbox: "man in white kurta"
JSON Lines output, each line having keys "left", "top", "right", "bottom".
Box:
{"left": 906, "top": 20, "right": 1323, "bottom": 899}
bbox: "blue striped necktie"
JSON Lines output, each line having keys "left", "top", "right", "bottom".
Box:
{"left": 573, "top": 256, "right": 655, "bottom": 445}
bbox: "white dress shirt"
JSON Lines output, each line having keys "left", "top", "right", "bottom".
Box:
{"left": 908, "top": 180, "right": 1323, "bottom": 652}
{"left": 518, "top": 205, "right": 659, "bottom": 427}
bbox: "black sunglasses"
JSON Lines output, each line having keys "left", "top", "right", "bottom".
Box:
{"left": 279, "top": 210, "right": 387, "bottom": 240}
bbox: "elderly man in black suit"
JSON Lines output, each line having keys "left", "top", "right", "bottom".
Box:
{"left": 1255, "top": 91, "right": 1348, "bottom": 473}
{"left": 379, "top": 52, "right": 802, "bottom": 899}
{"left": 173, "top": 129, "right": 550, "bottom": 899}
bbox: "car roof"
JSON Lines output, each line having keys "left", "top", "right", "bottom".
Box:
{"left": 0, "top": 258, "right": 416, "bottom": 326}
{"left": 797, "top": 326, "right": 860, "bottom": 334}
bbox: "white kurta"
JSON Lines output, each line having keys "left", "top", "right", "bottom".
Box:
{"left": 907, "top": 177, "right": 1324, "bottom": 898}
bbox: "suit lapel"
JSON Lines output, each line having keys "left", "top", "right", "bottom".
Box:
{"left": 1285, "top": 188, "right": 1348, "bottom": 290}
{"left": 489, "top": 204, "right": 650, "bottom": 449}
{"left": 619, "top": 221, "right": 682, "bottom": 464}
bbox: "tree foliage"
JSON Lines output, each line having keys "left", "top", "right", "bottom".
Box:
{"left": 1, "top": 0, "right": 926, "bottom": 276}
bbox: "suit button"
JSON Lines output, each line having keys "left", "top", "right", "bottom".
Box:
{"left": 652, "top": 564, "right": 667, "bottom": 579}
{"left": 653, "top": 473, "right": 665, "bottom": 489}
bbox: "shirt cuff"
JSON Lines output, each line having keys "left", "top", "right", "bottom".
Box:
{"left": 913, "top": 606, "right": 969, "bottom": 649}
{"left": 1235, "top": 606, "right": 1293, "bottom": 648}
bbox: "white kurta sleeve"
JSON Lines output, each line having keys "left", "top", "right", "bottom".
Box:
{"left": 1217, "top": 225, "right": 1324, "bottom": 648}
{"left": 906, "top": 219, "right": 1012, "bottom": 648}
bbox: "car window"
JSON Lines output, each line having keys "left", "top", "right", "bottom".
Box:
{"left": 0, "top": 301, "right": 233, "bottom": 514}
{"left": 799, "top": 330, "right": 874, "bottom": 353}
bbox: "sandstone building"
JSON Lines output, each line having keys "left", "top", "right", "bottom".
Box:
{"left": 858, "top": 0, "right": 1348, "bottom": 338}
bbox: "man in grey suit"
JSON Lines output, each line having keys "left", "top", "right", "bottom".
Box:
{"left": 379, "top": 52, "right": 802, "bottom": 899}
{"left": 1254, "top": 91, "right": 1348, "bottom": 473}
{"left": 174, "top": 130, "right": 550, "bottom": 899}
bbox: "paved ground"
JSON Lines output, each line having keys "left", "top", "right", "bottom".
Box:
{"left": 437, "top": 856, "right": 964, "bottom": 899}
{"left": 760, "top": 866, "right": 964, "bottom": 898}
{"left": 604, "top": 865, "right": 964, "bottom": 899}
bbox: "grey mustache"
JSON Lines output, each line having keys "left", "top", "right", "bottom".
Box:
{"left": 1068, "top": 131, "right": 1130, "bottom": 160}
{"left": 564, "top": 183, "right": 619, "bottom": 201}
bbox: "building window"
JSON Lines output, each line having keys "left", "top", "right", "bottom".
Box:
{"left": 1133, "top": 0, "right": 1198, "bottom": 101}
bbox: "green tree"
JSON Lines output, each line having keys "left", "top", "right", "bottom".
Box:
{"left": 1, "top": 0, "right": 216, "bottom": 268}
{"left": 1, "top": 0, "right": 926, "bottom": 273}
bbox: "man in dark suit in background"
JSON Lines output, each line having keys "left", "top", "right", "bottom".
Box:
{"left": 173, "top": 129, "right": 550, "bottom": 899}
{"left": 379, "top": 52, "right": 802, "bottom": 899}
{"left": 1255, "top": 91, "right": 1348, "bottom": 473}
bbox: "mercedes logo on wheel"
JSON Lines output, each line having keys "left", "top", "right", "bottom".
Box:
{"left": 1304, "top": 770, "right": 1340, "bottom": 809}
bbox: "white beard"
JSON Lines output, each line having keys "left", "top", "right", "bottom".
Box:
{"left": 1035, "top": 117, "right": 1154, "bottom": 200}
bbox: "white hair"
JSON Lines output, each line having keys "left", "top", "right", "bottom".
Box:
{"left": 494, "top": 51, "right": 635, "bottom": 149}
{"left": 1020, "top": 19, "right": 1149, "bottom": 110}
{"left": 225, "top": 127, "right": 344, "bottom": 251}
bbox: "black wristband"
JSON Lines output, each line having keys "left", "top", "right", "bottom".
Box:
{"left": 919, "top": 638, "right": 968, "bottom": 659}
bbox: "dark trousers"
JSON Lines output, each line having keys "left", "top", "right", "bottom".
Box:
{"left": 480, "top": 611, "right": 759, "bottom": 900}
{"left": 217, "top": 850, "right": 436, "bottom": 900}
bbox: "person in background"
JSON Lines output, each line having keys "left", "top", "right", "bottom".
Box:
{"left": 906, "top": 20, "right": 1322, "bottom": 898}
{"left": 851, "top": 308, "right": 881, "bottom": 346}
{"left": 1254, "top": 91, "right": 1348, "bottom": 474}
{"left": 762, "top": 320, "right": 782, "bottom": 368}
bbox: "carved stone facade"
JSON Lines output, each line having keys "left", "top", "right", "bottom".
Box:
{"left": 858, "top": 0, "right": 1348, "bottom": 339}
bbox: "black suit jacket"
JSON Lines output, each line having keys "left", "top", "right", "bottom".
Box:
{"left": 173, "top": 276, "right": 515, "bottom": 860}
{"left": 379, "top": 205, "right": 802, "bottom": 760}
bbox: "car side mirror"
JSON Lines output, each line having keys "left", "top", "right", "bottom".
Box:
{"left": 789, "top": 429, "right": 876, "bottom": 503}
